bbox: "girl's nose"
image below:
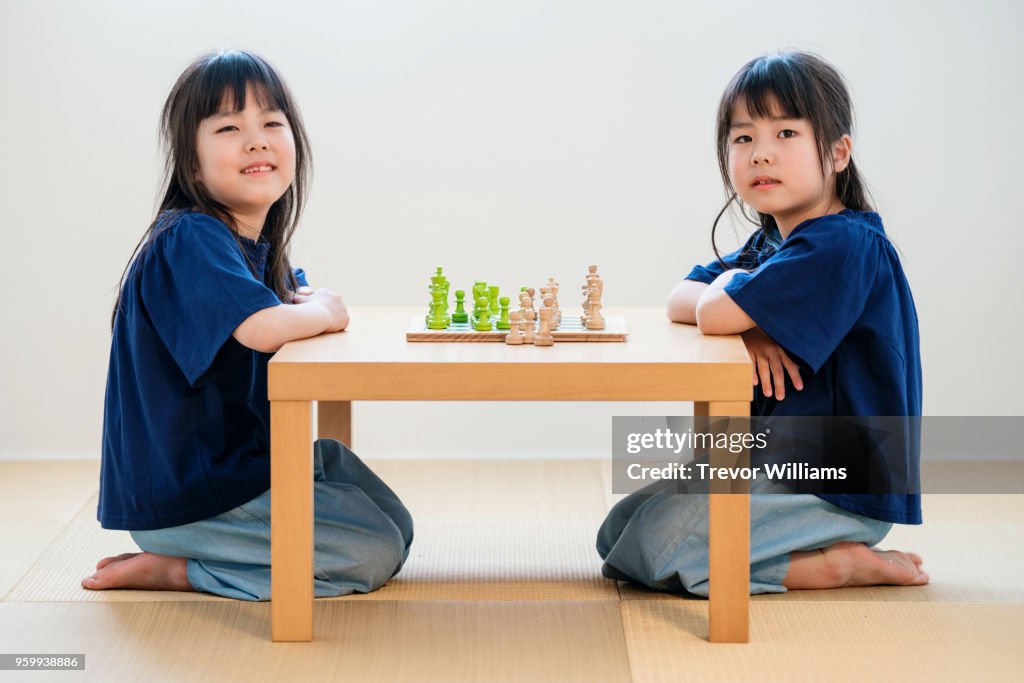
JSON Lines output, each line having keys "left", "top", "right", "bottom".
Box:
{"left": 246, "top": 138, "right": 269, "bottom": 152}
{"left": 751, "top": 149, "right": 770, "bottom": 165}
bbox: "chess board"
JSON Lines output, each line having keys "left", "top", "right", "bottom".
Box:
{"left": 406, "top": 315, "right": 628, "bottom": 342}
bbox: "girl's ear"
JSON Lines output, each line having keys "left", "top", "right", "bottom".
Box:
{"left": 832, "top": 134, "right": 853, "bottom": 174}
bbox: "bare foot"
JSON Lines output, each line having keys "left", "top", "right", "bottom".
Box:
{"left": 784, "top": 541, "right": 929, "bottom": 590}
{"left": 81, "top": 552, "right": 194, "bottom": 592}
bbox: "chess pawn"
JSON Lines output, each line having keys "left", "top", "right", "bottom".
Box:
{"left": 505, "top": 311, "right": 524, "bottom": 345}
{"left": 472, "top": 281, "right": 489, "bottom": 317}
{"left": 452, "top": 290, "right": 469, "bottom": 323}
{"left": 535, "top": 297, "right": 555, "bottom": 346}
{"left": 522, "top": 307, "right": 536, "bottom": 344}
{"left": 471, "top": 294, "right": 488, "bottom": 326}
{"left": 496, "top": 296, "right": 511, "bottom": 330}
{"left": 473, "top": 296, "right": 493, "bottom": 331}
{"left": 525, "top": 287, "right": 537, "bottom": 317}
{"left": 518, "top": 290, "right": 533, "bottom": 317}
{"left": 538, "top": 286, "right": 551, "bottom": 322}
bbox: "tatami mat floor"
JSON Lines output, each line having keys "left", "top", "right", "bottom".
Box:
{"left": 1, "top": 458, "right": 1022, "bottom": 682}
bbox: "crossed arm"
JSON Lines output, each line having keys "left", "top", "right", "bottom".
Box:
{"left": 667, "top": 271, "right": 803, "bottom": 399}
{"left": 233, "top": 285, "right": 350, "bottom": 354}
{"left": 666, "top": 269, "right": 755, "bottom": 334}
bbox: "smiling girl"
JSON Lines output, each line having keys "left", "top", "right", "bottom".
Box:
{"left": 598, "top": 52, "right": 928, "bottom": 596}
{"left": 84, "top": 51, "right": 412, "bottom": 600}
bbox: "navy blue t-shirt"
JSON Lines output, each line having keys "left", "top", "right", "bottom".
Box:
{"left": 685, "top": 210, "right": 922, "bottom": 524}
{"left": 98, "top": 210, "right": 308, "bottom": 530}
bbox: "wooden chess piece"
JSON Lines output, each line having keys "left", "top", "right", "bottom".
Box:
{"left": 505, "top": 311, "right": 524, "bottom": 345}
{"left": 535, "top": 296, "right": 555, "bottom": 346}
{"left": 522, "top": 307, "right": 536, "bottom": 344}
{"left": 547, "top": 277, "right": 561, "bottom": 328}
{"left": 585, "top": 266, "right": 605, "bottom": 330}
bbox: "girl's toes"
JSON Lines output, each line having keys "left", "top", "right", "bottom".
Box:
{"left": 907, "top": 552, "right": 923, "bottom": 567}
{"left": 81, "top": 573, "right": 104, "bottom": 590}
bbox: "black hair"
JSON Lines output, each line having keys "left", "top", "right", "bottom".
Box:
{"left": 712, "top": 51, "right": 873, "bottom": 264}
{"left": 112, "top": 49, "right": 312, "bottom": 328}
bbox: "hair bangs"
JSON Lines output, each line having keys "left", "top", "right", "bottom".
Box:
{"left": 195, "top": 51, "right": 291, "bottom": 119}
{"left": 727, "top": 54, "right": 812, "bottom": 126}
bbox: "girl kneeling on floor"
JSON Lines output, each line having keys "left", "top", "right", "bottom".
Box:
{"left": 84, "top": 50, "right": 413, "bottom": 600}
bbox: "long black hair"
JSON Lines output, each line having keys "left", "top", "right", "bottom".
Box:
{"left": 112, "top": 50, "right": 312, "bottom": 328}
{"left": 712, "top": 51, "right": 873, "bottom": 264}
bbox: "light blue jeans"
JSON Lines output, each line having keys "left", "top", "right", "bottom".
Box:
{"left": 131, "top": 439, "right": 413, "bottom": 601}
{"left": 597, "top": 474, "right": 892, "bottom": 596}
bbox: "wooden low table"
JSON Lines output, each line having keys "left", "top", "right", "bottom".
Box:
{"left": 268, "top": 306, "right": 752, "bottom": 642}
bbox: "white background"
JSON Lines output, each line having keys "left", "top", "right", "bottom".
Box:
{"left": 1, "top": 0, "right": 1021, "bottom": 459}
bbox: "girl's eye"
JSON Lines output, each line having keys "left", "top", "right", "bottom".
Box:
{"left": 733, "top": 135, "right": 752, "bottom": 144}
{"left": 779, "top": 129, "right": 797, "bottom": 139}
{"left": 215, "top": 125, "right": 237, "bottom": 134}
{"left": 265, "top": 121, "right": 284, "bottom": 128}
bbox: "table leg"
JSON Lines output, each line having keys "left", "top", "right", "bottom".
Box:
{"left": 271, "top": 400, "right": 314, "bottom": 642}
{"left": 317, "top": 400, "right": 352, "bottom": 446}
{"left": 698, "top": 400, "right": 751, "bottom": 643}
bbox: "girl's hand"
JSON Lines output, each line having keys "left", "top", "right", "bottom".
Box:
{"left": 292, "top": 288, "right": 349, "bottom": 332}
{"left": 740, "top": 327, "right": 803, "bottom": 400}
{"left": 291, "top": 286, "right": 314, "bottom": 301}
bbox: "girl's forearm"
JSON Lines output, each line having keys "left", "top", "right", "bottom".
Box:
{"left": 233, "top": 303, "right": 332, "bottom": 353}
{"left": 666, "top": 279, "right": 710, "bottom": 324}
{"left": 695, "top": 269, "right": 756, "bottom": 335}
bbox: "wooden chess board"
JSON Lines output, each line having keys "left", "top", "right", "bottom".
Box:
{"left": 406, "top": 314, "right": 628, "bottom": 342}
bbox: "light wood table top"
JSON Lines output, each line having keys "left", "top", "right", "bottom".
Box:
{"left": 269, "top": 306, "right": 751, "bottom": 402}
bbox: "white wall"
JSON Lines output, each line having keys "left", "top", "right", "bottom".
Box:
{"left": 1, "top": 0, "right": 1021, "bottom": 459}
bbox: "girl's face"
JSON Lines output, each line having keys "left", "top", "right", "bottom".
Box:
{"left": 195, "top": 86, "right": 296, "bottom": 236}
{"left": 727, "top": 96, "right": 850, "bottom": 236}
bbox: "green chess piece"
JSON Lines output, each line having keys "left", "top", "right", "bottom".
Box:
{"left": 426, "top": 268, "right": 447, "bottom": 324}
{"left": 434, "top": 267, "right": 449, "bottom": 299}
{"left": 452, "top": 290, "right": 468, "bottom": 323}
{"left": 472, "top": 281, "right": 488, "bottom": 319}
{"left": 496, "top": 296, "right": 511, "bottom": 330}
{"left": 473, "top": 296, "right": 493, "bottom": 331}
{"left": 487, "top": 286, "right": 500, "bottom": 320}
{"left": 427, "top": 286, "right": 449, "bottom": 329}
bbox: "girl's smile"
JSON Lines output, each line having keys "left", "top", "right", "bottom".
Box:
{"left": 240, "top": 162, "right": 276, "bottom": 175}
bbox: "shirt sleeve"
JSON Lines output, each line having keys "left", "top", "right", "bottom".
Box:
{"left": 684, "top": 230, "right": 771, "bottom": 284}
{"left": 139, "top": 213, "right": 284, "bottom": 386}
{"left": 721, "top": 215, "right": 880, "bottom": 373}
{"left": 293, "top": 267, "right": 309, "bottom": 287}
